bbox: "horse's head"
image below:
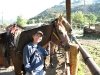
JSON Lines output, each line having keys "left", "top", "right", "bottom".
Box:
{"left": 6, "top": 24, "right": 23, "bottom": 47}
{"left": 51, "top": 16, "right": 71, "bottom": 49}
{"left": 58, "top": 15, "right": 72, "bottom": 34}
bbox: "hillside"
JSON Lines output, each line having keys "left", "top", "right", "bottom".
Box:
{"left": 72, "top": 3, "right": 100, "bottom": 15}
{"left": 29, "top": 2, "right": 100, "bottom": 22}
{"left": 29, "top": 5, "right": 66, "bottom": 21}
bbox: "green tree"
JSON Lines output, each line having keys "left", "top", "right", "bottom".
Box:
{"left": 16, "top": 16, "right": 27, "bottom": 26}
{"left": 96, "top": 16, "right": 100, "bottom": 22}
{"left": 72, "top": 11, "right": 84, "bottom": 28}
{"left": 27, "top": 19, "right": 35, "bottom": 24}
{"left": 72, "top": 11, "right": 84, "bottom": 24}
{"left": 84, "top": 13, "right": 97, "bottom": 25}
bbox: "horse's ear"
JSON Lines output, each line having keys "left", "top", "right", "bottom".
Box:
{"left": 59, "top": 14, "right": 62, "bottom": 18}
{"left": 59, "top": 14, "right": 63, "bottom": 21}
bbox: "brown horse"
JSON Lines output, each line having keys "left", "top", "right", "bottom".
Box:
{"left": 0, "top": 24, "right": 23, "bottom": 68}
{"left": 6, "top": 16, "right": 71, "bottom": 75}
{"left": 0, "top": 17, "right": 71, "bottom": 75}
{"left": 43, "top": 16, "right": 72, "bottom": 67}
{"left": 0, "top": 32, "right": 6, "bottom": 67}
{"left": 0, "top": 32, "right": 12, "bottom": 67}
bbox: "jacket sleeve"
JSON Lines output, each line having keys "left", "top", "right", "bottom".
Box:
{"left": 23, "top": 45, "right": 34, "bottom": 73}
{"left": 40, "top": 46, "right": 49, "bottom": 56}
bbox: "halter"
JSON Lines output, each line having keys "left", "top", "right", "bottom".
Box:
{"left": 49, "top": 20, "right": 62, "bottom": 45}
{"left": 52, "top": 32, "right": 60, "bottom": 41}
{"left": 50, "top": 19, "right": 70, "bottom": 50}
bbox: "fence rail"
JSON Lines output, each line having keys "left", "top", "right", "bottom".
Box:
{"left": 71, "top": 34, "right": 100, "bottom": 75}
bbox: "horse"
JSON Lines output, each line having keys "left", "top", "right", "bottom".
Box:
{"left": 0, "top": 32, "right": 6, "bottom": 67}
{"left": 42, "top": 15, "right": 72, "bottom": 68}
{"left": 0, "top": 31, "right": 14, "bottom": 68}
{"left": 0, "top": 24, "right": 23, "bottom": 68}
{"left": 42, "top": 16, "right": 79, "bottom": 75}
{"left": 53, "top": 16, "right": 79, "bottom": 75}
{"left": 4, "top": 16, "right": 70, "bottom": 75}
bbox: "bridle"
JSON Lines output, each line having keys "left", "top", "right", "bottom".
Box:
{"left": 50, "top": 18, "right": 71, "bottom": 75}
{"left": 50, "top": 19, "right": 70, "bottom": 50}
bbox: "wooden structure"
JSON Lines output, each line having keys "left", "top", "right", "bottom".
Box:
{"left": 95, "top": 23, "right": 100, "bottom": 31}
{"left": 72, "top": 34, "right": 100, "bottom": 75}
{"left": 83, "top": 27, "right": 100, "bottom": 36}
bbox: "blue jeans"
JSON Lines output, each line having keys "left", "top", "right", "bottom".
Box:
{"left": 25, "top": 70, "right": 46, "bottom": 75}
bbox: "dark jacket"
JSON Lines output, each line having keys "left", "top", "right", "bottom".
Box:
{"left": 23, "top": 42, "right": 48, "bottom": 73}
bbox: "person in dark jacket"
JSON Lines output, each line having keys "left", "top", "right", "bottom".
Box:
{"left": 23, "top": 31, "right": 48, "bottom": 75}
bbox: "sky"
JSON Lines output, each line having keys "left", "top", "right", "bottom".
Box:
{"left": 0, "top": 0, "right": 63, "bottom": 21}
{"left": 0, "top": 0, "right": 94, "bottom": 22}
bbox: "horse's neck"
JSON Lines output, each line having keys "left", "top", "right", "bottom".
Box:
{"left": 39, "top": 25, "right": 53, "bottom": 46}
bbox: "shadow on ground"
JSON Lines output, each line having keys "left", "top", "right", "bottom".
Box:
{"left": 0, "top": 70, "right": 15, "bottom": 75}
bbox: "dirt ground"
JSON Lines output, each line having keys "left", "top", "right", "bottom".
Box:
{"left": 0, "top": 66, "right": 15, "bottom": 75}
{"left": 0, "top": 49, "right": 66, "bottom": 75}
{"left": 0, "top": 35, "right": 100, "bottom": 75}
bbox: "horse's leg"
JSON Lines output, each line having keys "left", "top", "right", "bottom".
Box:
{"left": 49, "top": 43, "right": 58, "bottom": 68}
{"left": 43, "top": 56, "right": 46, "bottom": 71}
{"left": 0, "top": 44, "right": 4, "bottom": 66}
{"left": 69, "top": 44, "right": 79, "bottom": 75}
{"left": 49, "top": 54, "right": 54, "bottom": 68}
{"left": 4, "top": 44, "right": 11, "bottom": 66}
{"left": 2, "top": 43, "right": 11, "bottom": 68}
{"left": 10, "top": 48, "right": 22, "bottom": 75}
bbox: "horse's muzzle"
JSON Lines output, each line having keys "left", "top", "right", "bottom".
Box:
{"left": 61, "top": 43, "right": 70, "bottom": 51}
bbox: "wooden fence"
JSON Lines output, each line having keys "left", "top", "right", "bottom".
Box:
{"left": 71, "top": 34, "right": 100, "bottom": 75}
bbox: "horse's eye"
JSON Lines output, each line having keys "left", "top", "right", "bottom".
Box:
{"left": 58, "top": 31, "right": 63, "bottom": 34}
{"left": 62, "top": 21, "right": 65, "bottom": 24}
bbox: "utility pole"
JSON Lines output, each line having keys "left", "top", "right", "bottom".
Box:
{"left": 2, "top": 11, "right": 3, "bottom": 25}
{"left": 66, "top": 0, "right": 71, "bottom": 24}
{"left": 83, "top": 0, "right": 86, "bottom": 25}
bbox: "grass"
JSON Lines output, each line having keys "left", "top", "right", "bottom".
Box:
{"left": 72, "top": 29, "right": 100, "bottom": 75}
